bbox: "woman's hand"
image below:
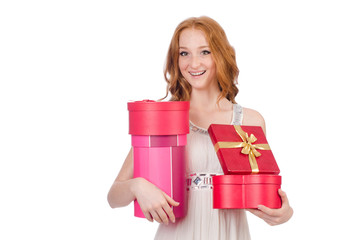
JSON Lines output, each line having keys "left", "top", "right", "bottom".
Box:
{"left": 132, "top": 178, "right": 180, "bottom": 225}
{"left": 247, "top": 189, "right": 293, "bottom": 226}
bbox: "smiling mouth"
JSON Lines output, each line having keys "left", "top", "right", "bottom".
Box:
{"left": 190, "top": 71, "right": 206, "bottom": 76}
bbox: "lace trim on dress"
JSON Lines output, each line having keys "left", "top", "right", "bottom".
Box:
{"left": 189, "top": 121, "right": 209, "bottom": 134}
{"left": 232, "top": 104, "right": 243, "bottom": 125}
{"left": 189, "top": 104, "right": 243, "bottom": 134}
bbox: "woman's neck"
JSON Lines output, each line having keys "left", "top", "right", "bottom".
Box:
{"left": 190, "top": 82, "right": 220, "bottom": 109}
{"left": 190, "top": 89, "right": 231, "bottom": 112}
{"left": 189, "top": 88, "right": 234, "bottom": 129}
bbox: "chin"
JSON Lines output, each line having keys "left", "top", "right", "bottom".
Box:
{"left": 187, "top": 78, "right": 216, "bottom": 91}
{"left": 190, "top": 83, "right": 213, "bottom": 91}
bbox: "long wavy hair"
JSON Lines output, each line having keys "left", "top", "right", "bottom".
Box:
{"left": 164, "top": 16, "right": 239, "bottom": 103}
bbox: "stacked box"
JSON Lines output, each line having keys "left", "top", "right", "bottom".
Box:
{"left": 208, "top": 124, "right": 282, "bottom": 209}
{"left": 128, "top": 100, "right": 189, "bottom": 218}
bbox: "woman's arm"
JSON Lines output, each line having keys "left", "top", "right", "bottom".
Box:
{"left": 107, "top": 149, "right": 179, "bottom": 224}
{"left": 248, "top": 189, "right": 293, "bottom": 225}
{"left": 107, "top": 149, "right": 137, "bottom": 208}
{"left": 242, "top": 107, "right": 293, "bottom": 225}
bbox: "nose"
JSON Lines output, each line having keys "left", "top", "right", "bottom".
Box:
{"left": 190, "top": 55, "right": 201, "bottom": 69}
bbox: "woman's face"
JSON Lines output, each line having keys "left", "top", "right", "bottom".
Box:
{"left": 178, "top": 28, "right": 217, "bottom": 91}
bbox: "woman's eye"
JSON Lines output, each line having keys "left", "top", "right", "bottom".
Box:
{"left": 180, "top": 51, "right": 188, "bottom": 56}
{"left": 201, "top": 50, "right": 211, "bottom": 55}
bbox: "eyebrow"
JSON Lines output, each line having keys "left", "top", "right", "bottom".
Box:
{"left": 179, "top": 45, "right": 210, "bottom": 49}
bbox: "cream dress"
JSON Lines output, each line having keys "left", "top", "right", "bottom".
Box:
{"left": 154, "top": 104, "right": 250, "bottom": 240}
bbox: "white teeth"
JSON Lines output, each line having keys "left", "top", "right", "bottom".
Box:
{"left": 190, "top": 71, "right": 206, "bottom": 76}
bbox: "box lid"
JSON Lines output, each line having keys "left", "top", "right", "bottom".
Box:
{"left": 128, "top": 100, "right": 190, "bottom": 135}
{"left": 128, "top": 100, "right": 190, "bottom": 111}
{"left": 213, "top": 174, "right": 281, "bottom": 185}
{"left": 208, "top": 124, "right": 280, "bottom": 175}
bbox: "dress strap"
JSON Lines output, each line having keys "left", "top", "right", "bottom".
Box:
{"left": 231, "top": 104, "right": 243, "bottom": 125}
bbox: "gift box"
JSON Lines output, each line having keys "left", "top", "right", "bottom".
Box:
{"left": 128, "top": 100, "right": 189, "bottom": 218}
{"left": 208, "top": 124, "right": 282, "bottom": 209}
{"left": 212, "top": 174, "right": 282, "bottom": 209}
{"left": 208, "top": 124, "right": 279, "bottom": 175}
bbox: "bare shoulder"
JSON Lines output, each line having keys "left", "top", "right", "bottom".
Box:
{"left": 242, "top": 107, "right": 266, "bottom": 134}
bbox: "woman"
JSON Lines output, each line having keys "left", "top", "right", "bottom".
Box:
{"left": 108, "top": 16, "right": 293, "bottom": 240}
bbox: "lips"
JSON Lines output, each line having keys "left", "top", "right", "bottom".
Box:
{"left": 189, "top": 70, "right": 206, "bottom": 76}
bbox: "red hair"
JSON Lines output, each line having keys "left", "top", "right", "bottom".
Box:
{"left": 164, "top": 16, "right": 239, "bottom": 103}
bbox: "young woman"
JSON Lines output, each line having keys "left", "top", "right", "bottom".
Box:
{"left": 108, "top": 16, "right": 293, "bottom": 240}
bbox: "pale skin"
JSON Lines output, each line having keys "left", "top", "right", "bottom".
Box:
{"left": 107, "top": 150, "right": 179, "bottom": 225}
{"left": 107, "top": 28, "right": 293, "bottom": 226}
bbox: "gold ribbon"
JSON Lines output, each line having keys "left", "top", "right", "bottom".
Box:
{"left": 214, "top": 125, "right": 270, "bottom": 173}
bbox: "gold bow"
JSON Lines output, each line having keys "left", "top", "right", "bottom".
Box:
{"left": 214, "top": 125, "right": 270, "bottom": 173}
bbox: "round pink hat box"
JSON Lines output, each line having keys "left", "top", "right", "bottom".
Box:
{"left": 128, "top": 100, "right": 190, "bottom": 219}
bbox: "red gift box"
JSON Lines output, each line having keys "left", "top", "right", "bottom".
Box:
{"left": 208, "top": 124, "right": 282, "bottom": 209}
{"left": 208, "top": 124, "right": 280, "bottom": 175}
{"left": 213, "top": 174, "right": 282, "bottom": 209}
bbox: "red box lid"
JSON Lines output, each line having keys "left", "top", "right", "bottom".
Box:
{"left": 128, "top": 100, "right": 190, "bottom": 135}
{"left": 213, "top": 174, "right": 281, "bottom": 185}
{"left": 128, "top": 100, "right": 190, "bottom": 111}
{"left": 208, "top": 124, "right": 280, "bottom": 175}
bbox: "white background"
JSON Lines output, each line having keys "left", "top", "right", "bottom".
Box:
{"left": 1, "top": 0, "right": 361, "bottom": 239}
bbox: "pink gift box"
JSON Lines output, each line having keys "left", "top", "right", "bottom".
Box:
{"left": 128, "top": 101, "right": 189, "bottom": 219}
{"left": 132, "top": 135, "right": 187, "bottom": 148}
{"left": 133, "top": 138, "right": 186, "bottom": 218}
